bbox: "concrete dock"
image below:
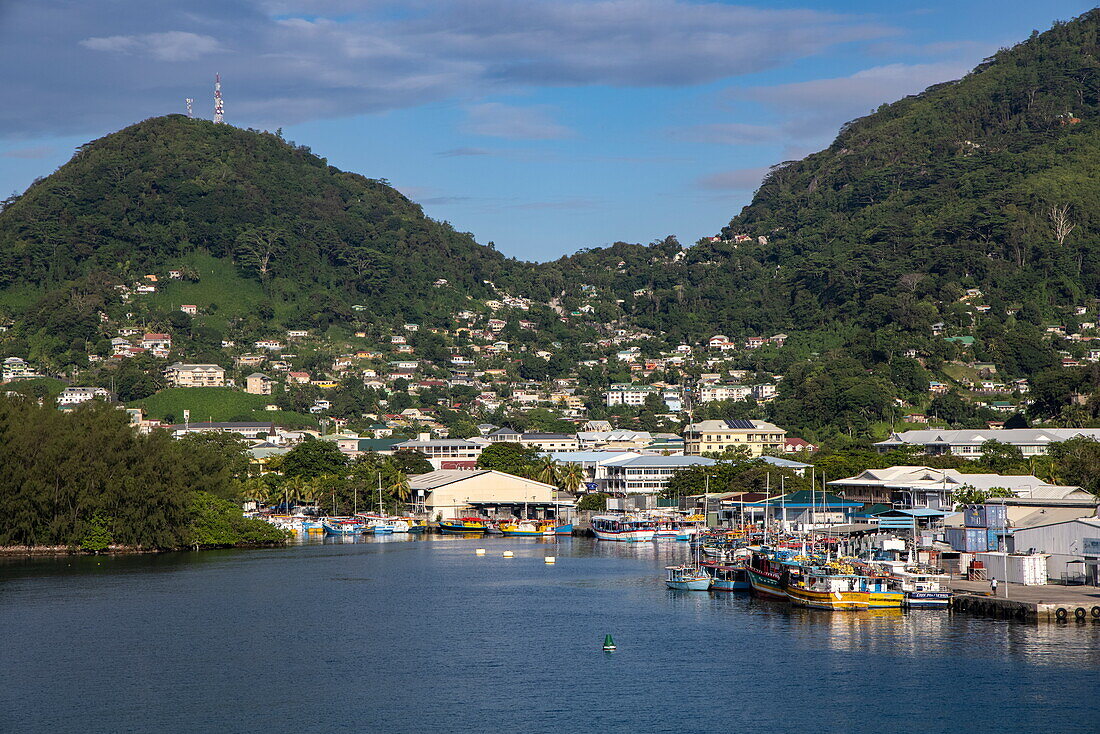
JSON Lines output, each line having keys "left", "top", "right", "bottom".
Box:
{"left": 948, "top": 579, "right": 1100, "bottom": 623}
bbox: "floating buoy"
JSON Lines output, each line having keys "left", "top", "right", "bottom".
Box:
{"left": 503, "top": 551, "right": 514, "bottom": 558}
{"left": 602, "top": 633, "right": 616, "bottom": 652}
{"left": 544, "top": 556, "right": 556, "bottom": 564}
{"left": 475, "top": 548, "right": 486, "bottom": 555}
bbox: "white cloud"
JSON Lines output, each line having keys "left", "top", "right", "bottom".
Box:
{"left": 463, "top": 103, "right": 573, "bottom": 140}
{"left": 0, "top": 0, "right": 896, "bottom": 137}
{"left": 80, "top": 31, "right": 223, "bottom": 62}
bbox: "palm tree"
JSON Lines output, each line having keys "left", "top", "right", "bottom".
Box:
{"left": 387, "top": 470, "right": 411, "bottom": 506}
{"left": 535, "top": 456, "right": 559, "bottom": 486}
{"left": 558, "top": 462, "right": 584, "bottom": 494}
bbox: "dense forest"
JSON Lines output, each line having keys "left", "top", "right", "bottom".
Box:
{"left": 534, "top": 11, "right": 1100, "bottom": 338}
{"left": 0, "top": 115, "right": 513, "bottom": 325}
{"left": 0, "top": 397, "right": 285, "bottom": 550}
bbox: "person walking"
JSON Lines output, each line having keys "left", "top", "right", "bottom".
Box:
{"left": 991, "top": 577, "right": 999, "bottom": 597}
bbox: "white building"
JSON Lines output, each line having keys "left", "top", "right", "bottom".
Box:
{"left": 604, "top": 384, "right": 657, "bottom": 407}
{"left": 875, "top": 428, "right": 1100, "bottom": 458}
{"left": 1010, "top": 516, "right": 1100, "bottom": 585}
{"left": 57, "top": 386, "right": 111, "bottom": 406}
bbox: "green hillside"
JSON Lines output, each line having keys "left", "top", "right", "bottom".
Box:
{"left": 0, "top": 114, "right": 512, "bottom": 325}
{"left": 535, "top": 11, "right": 1100, "bottom": 343}
{"left": 130, "top": 387, "right": 316, "bottom": 428}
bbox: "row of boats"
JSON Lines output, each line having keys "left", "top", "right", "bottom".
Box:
{"left": 666, "top": 538, "right": 952, "bottom": 610}
{"left": 264, "top": 514, "right": 430, "bottom": 535}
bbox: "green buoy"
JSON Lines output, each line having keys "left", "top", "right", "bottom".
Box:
{"left": 602, "top": 634, "right": 616, "bottom": 652}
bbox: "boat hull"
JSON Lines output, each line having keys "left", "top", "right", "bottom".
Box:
{"left": 592, "top": 529, "right": 655, "bottom": 542}
{"left": 867, "top": 591, "right": 905, "bottom": 608}
{"left": 904, "top": 591, "right": 952, "bottom": 608}
{"left": 786, "top": 587, "right": 868, "bottom": 610}
{"left": 745, "top": 566, "right": 787, "bottom": 600}
{"left": 666, "top": 578, "right": 712, "bottom": 591}
{"left": 438, "top": 523, "right": 488, "bottom": 534}
{"left": 501, "top": 529, "right": 552, "bottom": 537}
{"left": 554, "top": 524, "right": 574, "bottom": 535}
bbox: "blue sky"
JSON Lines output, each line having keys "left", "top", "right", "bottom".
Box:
{"left": 0, "top": 1, "right": 1095, "bottom": 261}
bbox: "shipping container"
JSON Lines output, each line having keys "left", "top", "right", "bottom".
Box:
{"left": 965, "top": 527, "right": 989, "bottom": 552}
{"left": 974, "top": 552, "right": 1049, "bottom": 585}
{"left": 963, "top": 504, "right": 1008, "bottom": 529}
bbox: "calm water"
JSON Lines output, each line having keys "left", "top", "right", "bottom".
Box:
{"left": 2, "top": 536, "right": 1099, "bottom": 734}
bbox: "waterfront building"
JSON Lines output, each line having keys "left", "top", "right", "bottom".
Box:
{"left": 682, "top": 419, "right": 786, "bottom": 456}
{"left": 408, "top": 469, "right": 560, "bottom": 520}
{"left": 602, "top": 455, "right": 716, "bottom": 494}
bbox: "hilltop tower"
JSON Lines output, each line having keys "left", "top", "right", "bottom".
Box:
{"left": 214, "top": 73, "right": 224, "bottom": 124}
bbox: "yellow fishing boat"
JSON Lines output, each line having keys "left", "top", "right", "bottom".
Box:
{"left": 786, "top": 571, "right": 869, "bottom": 610}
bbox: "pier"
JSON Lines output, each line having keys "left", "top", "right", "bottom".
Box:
{"left": 948, "top": 579, "right": 1100, "bottom": 623}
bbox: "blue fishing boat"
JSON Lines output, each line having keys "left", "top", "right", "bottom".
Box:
{"left": 665, "top": 565, "right": 711, "bottom": 591}
{"left": 322, "top": 519, "right": 364, "bottom": 536}
{"left": 701, "top": 561, "right": 750, "bottom": 591}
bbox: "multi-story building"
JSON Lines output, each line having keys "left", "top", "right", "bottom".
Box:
{"left": 604, "top": 383, "right": 657, "bottom": 407}
{"left": 164, "top": 362, "right": 226, "bottom": 387}
{"left": 391, "top": 437, "right": 486, "bottom": 469}
{"left": 698, "top": 384, "right": 751, "bottom": 403}
{"left": 603, "top": 455, "right": 717, "bottom": 494}
{"left": 245, "top": 373, "right": 273, "bottom": 395}
{"left": 683, "top": 419, "right": 787, "bottom": 456}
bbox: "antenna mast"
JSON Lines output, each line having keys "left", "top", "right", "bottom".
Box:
{"left": 185, "top": 98, "right": 193, "bottom": 118}
{"left": 213, "top": 73, "right": 224, "bottom": 124}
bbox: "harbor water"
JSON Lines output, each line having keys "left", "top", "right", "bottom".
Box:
{"left": 2, "top": 535, "right": 1099, "bottom": 733}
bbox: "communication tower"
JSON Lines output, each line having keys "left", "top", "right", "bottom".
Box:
{"left": 214, "top": 73, "right": 224, "bottom": 124}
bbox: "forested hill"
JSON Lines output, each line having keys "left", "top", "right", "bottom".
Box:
{"left": 535, "top": 11, "right": 1100, "bottom": 341}
{"left": 0, "top": 115, "right": 511, "bottom": 323}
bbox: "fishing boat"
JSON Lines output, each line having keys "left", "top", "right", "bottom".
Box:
{"left": 871, "top": 561, "right": 952, "bottom": 608}
{"left": 591, "top": 515, "right": 656, "bottom": 542}
{"left": 499, "top": 519, "right": 556, "bottom": 537}
{"left": 554, "top": 522, "right": 574, "bottom": 535}
{"left": 322, "top": 518, "right": 364, "bottom": 536}
{"left": 438, "top": 517, "right": 490, "bottom": 534}
{"left": 745, "top": 549, "right": 795, "bottom": 599}
{"left": 402, "top": 518, "right": 428, "bottom": 533}
{"left": 665, "top": 565, "right": 712, "bottom": 591}
{"left": 300, "top": 519, "right": 324, "bottom": 533}
{"left": 786, "top": 570, "right": 869, "bottom": 610}
{"left": 701, "top": 561, "right": 750, "bottom": 591}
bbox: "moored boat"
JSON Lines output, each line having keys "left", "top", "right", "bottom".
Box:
{"left": 438, "top": 517, "right": 490, "bottom": 534}
{"left": 745, "top": 549, "right": 794, "bottom": 599}
{"left": 554, "top": 523, "right": 574, "bottom": 535}
{"left": 591, "top": 515, "right": 656, "bottom": 542}
{"left": 701, "top": 561, "right": 750, "bottom": 591}
{"left": 499, "top": 520, "right": 556, "bottom": 537}
{"left": 322, "top": 518, "right": 364, "bottom": 536}
{"left": 786, "top": 570, "right": 869, "bottom": 610}
{"left": 871, "top": 560, "right": 952, "bottom": 608}
{"left": 665, "top": 565, "right": 712, "bottom": 591}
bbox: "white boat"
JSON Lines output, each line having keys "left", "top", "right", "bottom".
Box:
{"left": 665, "top": 565, "right": 711, "bottom": 591}
{"left": 872, "top": 560, "right": 952, "bottom": 608}
{"left": 591, "top": 515, "right": 656, "bottom": 542}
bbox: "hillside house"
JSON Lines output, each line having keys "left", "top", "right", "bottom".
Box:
{"left": 165, "top": 363, "right": 225, "bottom": 387}
{"left": 141, "top": 333, "right": 172, "bottom": 351}
{"left": 245, "top": 373, "right": 273, "bottom": 395}
{"left": 180, "top": 305, "right": 198, "bottom": 315}
{"left": 57, "top": 386, "right": 111, "bottom": 406}
{"left": 287, "top": 371, "right": 311, "bottom": 385}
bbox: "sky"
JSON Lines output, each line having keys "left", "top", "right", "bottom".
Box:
{"left": 0, "top": 0, "right": 1096, "bottom": 262}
